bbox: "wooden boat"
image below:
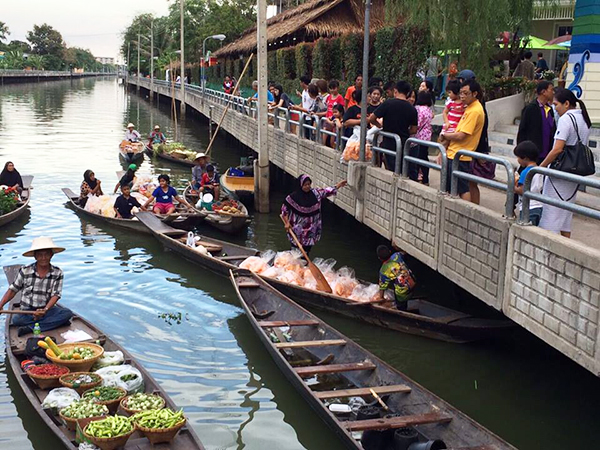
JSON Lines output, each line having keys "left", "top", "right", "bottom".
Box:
{"left": 0, "top": 176, "right": 33, "bottom": 228}
{"left": 137, "top": 212, "right": 514, "bottom": 343}
{"left": 230, "top": 270, "right": 516, "bottom": 450}
{"left": 220, "top": 168, "right": 254, "bottom": 201}
{"left": 183, "top": 186, "right": 250, "bottom": 235}
{"left": 146, "top": 143, "right": 196, "bottom": 167}
{"left": 4, "top": 265, "right": 205, "bottom": 450}
{"left": 62, "top": 188, "right": 205, "bottom": 234}
{"left": 119, "top": 140, "right": 145, "bottom": 165}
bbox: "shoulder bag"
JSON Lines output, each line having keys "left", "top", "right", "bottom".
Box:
{"left": 551, "top": 114, "right": 595, "bottom": 176}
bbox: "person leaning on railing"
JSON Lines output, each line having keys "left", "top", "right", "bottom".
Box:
{"left": 537, "top": 88, "right": 592, "bottom": 238}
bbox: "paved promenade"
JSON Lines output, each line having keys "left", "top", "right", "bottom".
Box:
{"left": 129, "top": 77, "right": 600, "bottom": 377}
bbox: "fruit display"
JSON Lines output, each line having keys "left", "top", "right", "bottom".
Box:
{"left": 212, "top": 199, "right": 242, "bottom": 215}
{"left": 123, "top": 393, "right": 165, "bottom": 411}
{"left": 60, "top": 399, "right": 108, "bottom": 419}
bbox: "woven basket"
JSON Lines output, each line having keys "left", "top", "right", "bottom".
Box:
{"left": 46, "top": 343, "right": 104, "bottom": 372}
{"left": 136, "top": 419, "right": 186, "bottom": 445}
{"left": 83, "top": 424, "right": 136, "bottom": 450}
{"left": 27, "top": 365, "right": 70, "bottom": 389}
{"left": 83, "top": 387, "right": 127, "bottom": 414}
{"left": 119, "top": 394, "right": 165, "bottom": 415}
{"left": 59, "top": 372, "right": 102, "bottom": 395}
{"left": 59, "top": 410, "right": 107, "bottom": 431}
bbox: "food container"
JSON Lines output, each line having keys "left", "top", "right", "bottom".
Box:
{"left": 136, "top": 419, "right": 186, "bottom": 445}
{"left": 46, "top": 342, "right": 104, "bottom": 372}
{"left": 83, "top": 387, "right": 127, "bottom": 414}
{"left": 83, "top": 424, "right": 136, "bottom": 450}
{"left": 59, "top": 409, "right": 107, "bottom": 431}
{"left": 27, "top": 364, "right": 70, "bottom": 389}
{"left": 59, "top": 372, "right": 102, "bottom": 395}
{"left": 119, "top": 393, "right": 165, "bottom": 415}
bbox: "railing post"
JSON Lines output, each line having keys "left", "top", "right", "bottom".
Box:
{"left": 401, "top": 139, "right": 411, "bottom": 178}
{"left": 450, "top": 157, "right": 460, "bottom": 197}
{"left": 394, "top": 135, "right": 402, "bottom": 175}
{"left": 315, "top": 116, "right": 322, "bottom": 143}
{"left": 299, "top": 113, "right": 305, "bottom": 139}
{"left": 285, "top": 108, "right": 291, "bottom": 133}
{"left": 335, "top": 126, "right": 342, "bottom": 152}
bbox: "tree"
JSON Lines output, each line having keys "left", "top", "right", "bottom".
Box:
{"left": 7, "top": 40, "right": 32, "bottom": 53}
{"left": 0, "top": 21, "right": 9, "bottom": 42}
{"left": 27, "top": 24, "right": 66, "bottom": 63}
{"left": 387, "top": 0, "right": 539, "bottom": 80}
{"left": 26, "top": 54, "right": 46, "bottom": 70}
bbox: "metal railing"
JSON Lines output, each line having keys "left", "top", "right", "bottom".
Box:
{"left": 520, "top": 167, "right": 600, "bottom": 224}
{"left": 402, "top": 138, "right": 448, "bottom": 193}
{"left": 370, "top": 130, "right": 403, "bottom": 174}
{"left": 451, "top": 151, "right": 516, "bottom": 218}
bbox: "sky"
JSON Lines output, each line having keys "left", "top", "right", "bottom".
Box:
{"left": 2, "top": 0, "right": 172, "bottom": 62}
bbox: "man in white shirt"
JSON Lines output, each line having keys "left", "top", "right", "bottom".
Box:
{"left": 124, "top": 123, "right": 141, "bottom": 142}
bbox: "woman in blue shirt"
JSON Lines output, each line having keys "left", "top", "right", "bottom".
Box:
{"left": 143, "top": 174, "right": 192, "bottom": 214}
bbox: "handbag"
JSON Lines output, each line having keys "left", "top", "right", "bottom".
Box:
{"left": 551, "top": 114, "right": 595, "bottom": 176}
{"left": 471, "top": 159, "right": 496, "bottom": 180}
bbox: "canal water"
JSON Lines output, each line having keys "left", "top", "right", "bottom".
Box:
{"left": 0, "top": 78, "right": 598, "bottom": 449}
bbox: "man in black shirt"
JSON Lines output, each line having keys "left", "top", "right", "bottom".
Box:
{"left": 342, "top": 89, "right": 362, "bottom": 139}
{"left": 369, "top": 80, "right": 418, "bottom": 171}
{"left": 114, "top": 184, "right": 145, "bottom": 219}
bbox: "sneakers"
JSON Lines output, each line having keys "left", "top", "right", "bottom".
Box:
{"left": 17, "top": 326, "right": 32, "bottom": 337}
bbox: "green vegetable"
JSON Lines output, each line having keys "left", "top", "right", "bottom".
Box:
{"left": 83, "top": 386, "right": 124, "bottom": 402}
{"left": 132, "top": 408, "right": 185, "bottom": 429}
{"left": 0, "top": 190, "right": 18, "bottom": 215}
{"left": 85, "top": 415, "right": 133, "bottom": 438}
{"left": 60, "top": 399, "right": 108, "bottom": 419}
{"left": 124, "top": 393, "right": 164, "bottom": 411}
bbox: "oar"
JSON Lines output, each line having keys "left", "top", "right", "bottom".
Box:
{"left": 205, "top": 53, "right": 254, "bottom": 157}
{"left": 280, "top": 214, "right": 332, "bottom": 294}
{"left": 369, "top": 388, "right": 390, "bottom": 411}
{"left": 0, "top": 310, "right": 37, "bottom": 315}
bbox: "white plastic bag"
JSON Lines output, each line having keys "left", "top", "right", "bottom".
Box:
{"left": 61, "top": 329, "right": 93, "bottom": 343}
{"left": 42, "top": 387, "right": 80, "bottom": 410}
{"left": 92, "top": 350, "right": 124, "bottom": 370}
{"left": 95, "top": 364, "right": 144, "bottom": 393}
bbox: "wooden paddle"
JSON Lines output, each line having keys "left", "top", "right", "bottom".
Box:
{"left": 369, "top": 388, "right": 390, "bottom": 411}
{"left": 205, "top": 53, "right": 254, "bottom": 157}
{"left": 0, "top": 310, "right": 37, "bottom": 315}
{"left": 280, "top": 214, "right": 332, "bottom": 294}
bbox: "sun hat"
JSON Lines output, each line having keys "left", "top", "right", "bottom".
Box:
{"left": 128, "top": 164, "right": 138, "bottom": 170}
{"left": 127, "top": 123, "right": 135, "bottom": 128}
{"left": 154, "top": 125, "right": 160, "bottom": 130}
{"left": 194, "top": 152, "right": 207, "bottom": 160}
{"left": 23, "top": 237, "right": 65, "bottom": 257}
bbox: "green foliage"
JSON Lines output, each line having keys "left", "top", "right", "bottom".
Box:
{"left": 0, "top": 190, "right": 18, "bottom": 215}
{"left": 0, "top": 21, "right": 9, "bottom": 43}
{"left": 373, "top": 27, "right": 396, "bottom": 82}
{"left": 268, "top": 51, "right": 279, "bottom": 81}
{"left": 27, "top": 24, "right": 65, "bottom": 58}
{"left": 312, "top": 39, "right": 330, "bottom": 80}
{"left": 276, "top": 47, "right": 296, "bottom": 80}
{"left": 26, "top": 54, "right": 46, "bottom": 70}
{"left": 295, "top": 43, "right": 311, "bottom": 79}
{"left": 329, "top": 38, "right": 343, "bottom": 81}
{"left": 341, "top": 34, "right": 362, "bottom": 81}
{"left": 394, "top": 26, "right": 430, "bottom": 86}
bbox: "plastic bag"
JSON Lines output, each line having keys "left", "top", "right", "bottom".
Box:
{"left": 239, "top": 256, "right": 269, "bottom": 274}
{"left": 349, "top": 283, "right": 381, "bottom": 302}
{"left": 262, "top": 266, "right": 284, "bottom": 279}
{"left": 95, "top": 365, "right": 144, "bottom": 394}
{"left": 42, "top": 387, "right": 80, "bottom": 410}
{"left": 92, "top": 350, "right": 124, "bottom": 370}
{"left": 61, "top": 329, "right": 93, "bottom": 343}
{"left": 333, "top": 267, "right": 359, "bottom": 298}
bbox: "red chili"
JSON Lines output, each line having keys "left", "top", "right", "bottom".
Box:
{"left": 28, "top": 364, "right": 68, "bottom": 376}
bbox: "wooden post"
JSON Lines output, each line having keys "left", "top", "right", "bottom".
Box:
{"left": 137, "top": 32, "right": 141, "bottom": 92}
{"left": 180, "top": 0, "right": 186, "bottom": 115}
{"left": 255, "top": 0, "right": 270, "bottom": 213}
{"left": 150, "top": 19, "right": 154, "bottom": 100}
{"left": 359, "top": 0, "right": 371, "bottom": 162}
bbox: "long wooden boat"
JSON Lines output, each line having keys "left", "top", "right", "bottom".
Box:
{"left": 62, "top": 188, "right": 204, "bottom": 234}
{"left": 119, "top": 140, "right": 145, "bottom": 165}
{"left": 183, "top": 186, "right": 250, "bottom": 235}
{"left": 230, "top": 270, "right": 516, "bottom": 450}
{"left": 220, "top": 168, "right": 254, "bottom": 201}
{"left": 145, "top": 143, "right": 196, "bottom": 167}
{"left": 137, "top": 212, "right": 514, "bottom": 343}
{"left": 0, "top": 175, "right": 33, "bottom": 228}
{"left": 3, "top": 265, "right": 205, "bottom": 450}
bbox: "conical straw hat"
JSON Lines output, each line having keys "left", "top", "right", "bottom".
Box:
{"left": 23, "top": 237, "right": 65, "bottom": 257}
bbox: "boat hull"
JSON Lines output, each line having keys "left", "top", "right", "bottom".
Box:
{"left": 0, "top": 176, "right": 33, "bottom": 228}
{"left": 184, "top": 186, "right": 250, "bottom": 235}
{"left": 220, "top": 171, "right": 254, "bottom": 202}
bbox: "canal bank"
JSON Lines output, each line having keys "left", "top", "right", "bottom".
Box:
{"left": 1, "top": 78, "right": 599, "bottom": 449}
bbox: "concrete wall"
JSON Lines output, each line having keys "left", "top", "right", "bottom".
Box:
{"left": 133, "top": 78, "right": 600, "bottom": 376}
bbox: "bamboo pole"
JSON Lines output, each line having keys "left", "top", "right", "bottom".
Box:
{"left": 205, "top": 53, "right": 254, "bottom": 157}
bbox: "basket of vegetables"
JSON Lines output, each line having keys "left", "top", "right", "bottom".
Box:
{"left": 59, "top": 372, "right": 102, "bottom": 395}
{"left": 27, "top": 364, "right": 70, "bottom": 389}
{"left": 59, "top": 399, "right": 109, "bottom": 431}
{"left": 45, "top": 340, "right": 104, "bottom": 372}
{"left": 83, "top": 386, "right": 127, "bottom": 414}
{"left": 132, "top": 408, "right": 186, "bottom": 444}
{"left": 120, "top": 392, "right": 165, "bottom": 415}
{"left": 83, "top": 415, "right": 135, "bottom": 450}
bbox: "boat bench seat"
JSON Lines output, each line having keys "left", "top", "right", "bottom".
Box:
{"left": 315, "top": 384, "right": 412, "bottom": 400}
{"left": 295, "top": 361, "right": 376, "bottom": 377}
{"left": 343, "top": 411, "right": 452, "bottom": 431}
{"left": 275, "top": 339, "right": 346, "bottom": 349}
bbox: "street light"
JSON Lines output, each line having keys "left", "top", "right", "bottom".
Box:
{"left": 202, "top": 34, "right": 226, "bottom": 95}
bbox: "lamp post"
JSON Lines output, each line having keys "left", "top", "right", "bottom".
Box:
{"left": 359, "top": 0, "right": 371, "bottom": 162}
{"left": 137, "top": 32, "right": 141, "bottom": 91}
{"left": 150, "top": 19, "right": 154, "bottom": 99}
{"left": 202, "top": 34, "right": 226, "bottom": 96}
{"left": 180, "top": 0, "right": 185, "bottom": 114}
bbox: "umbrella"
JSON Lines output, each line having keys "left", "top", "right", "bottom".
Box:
{"left": 557, "top": 41, "right": 571, "bottom": 48}
{"left": 520, "top": 35, "right": 564, "bottom": 50}
{"left": 546, "top": 35, "right": 572, "bottom": 46}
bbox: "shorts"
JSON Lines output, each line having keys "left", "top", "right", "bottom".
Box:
{"left": 154, "top": 202, "right": 174, "bottom": 214}
{"left": 519, "top": 207, "right": 543, "bottom": 226}
{"left": 446, "top": 159, "right": 471, "bottom": 195}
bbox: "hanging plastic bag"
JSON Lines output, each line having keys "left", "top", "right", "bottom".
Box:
{"left": 186, "top": 231, "right": 195, "bottom": 248}
{"left": 95, "top": 365, "right": 144, "bottom": 394}
{"left": 42, "top": 387, "right": 80, "bottom": 411}
{"left": 91, "top": 350, "right": 124, "bottom": 370}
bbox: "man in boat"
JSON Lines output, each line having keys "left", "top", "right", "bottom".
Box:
{"left": 113, "top": 164, "right": 138, "bottom": 194}
{"left": 374, "top": 245, "right": 416, "bottom": 311}
{"left": 125, "top": 123, "right": 141, "bottom": 142}
{"left": 191, "top": 153, "right": 209, "bottom": 190}
{"left": 199, "top": 164, "right": 220, "bottom": 200}
{"left": 148, "top": 125, "right": 166, "bottom": 149}
{"left": 0, "top": 237, "right": 73, "bottom": 336}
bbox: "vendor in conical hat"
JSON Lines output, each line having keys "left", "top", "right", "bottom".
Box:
{"left": 125, "top": 123, "right": 141, "bottom": 142}
{"left": 191, "top": 152, "right": 209, "bottom": 190}
{"left": 0, "top": 237, "right": 73, "bottom": 336}
{"left": 148, "top": 125, "right": 166, "bottom": 148}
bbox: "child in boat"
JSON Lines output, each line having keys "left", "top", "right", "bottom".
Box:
{"left": 113, "top": 164, "right": 138, "bottom": 194}
{"left": 199, "top": 164, "right": 220, "bottom": 200}
{"left": 374, "top": 245, "right": 416, "bottom": 311}
{"left": 143, "top": 174, "right": 192, "bottom": 215}
{"left": 114, "top": 184, "right": 146, "bottom": 219}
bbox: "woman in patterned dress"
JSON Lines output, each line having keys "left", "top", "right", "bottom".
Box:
{"left": 281, "top": 174, "right": 347, "bottom": 255}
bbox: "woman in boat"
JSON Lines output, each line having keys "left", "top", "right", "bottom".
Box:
{"left": 143, "top": 174, "right": 193, "bottom": 215}
{"left": 191, "top": 153, "right": 209, "bottom": 190}
{"left": 0, "top": 162, "right": 24, "bottom": 193}
{"left": 148, "top": 125, "right": 166, "bottom": 149}
{"left": 79, "top": 170, "right": 103, "bottom": 207}
{"left": 125, "top": 123, "right": 141, "bottom": 142}
{"left": 113, "top": 164, "right": 138, "bottom": 194}
{"left": 281, "top": 174, "right": 347, "bottom": 255}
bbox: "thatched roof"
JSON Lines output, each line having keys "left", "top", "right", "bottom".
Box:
{"left": 213, "top": 0, "right": 389, "bottom": 58}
